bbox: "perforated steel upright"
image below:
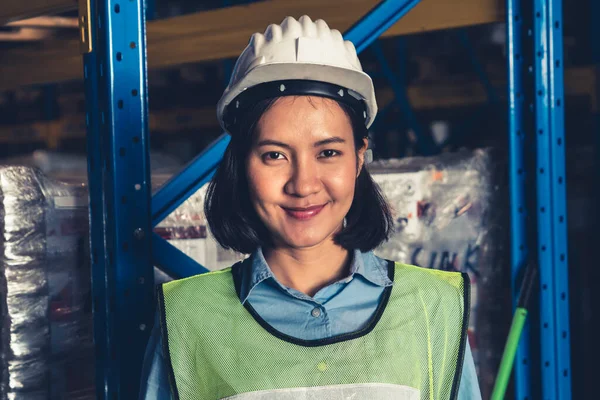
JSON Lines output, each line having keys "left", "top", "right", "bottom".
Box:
{"left": 533, "top": 0, "right": 572, "bottom": 397}
{"left": 83, "top": 0, "right": 154, "bottom": 398}
{"left": 506, "top": 0, "right": 532, "bottom": 397}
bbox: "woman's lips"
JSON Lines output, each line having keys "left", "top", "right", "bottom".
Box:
{"left": 282, "top": 204, "right": 326, "bottom": 220}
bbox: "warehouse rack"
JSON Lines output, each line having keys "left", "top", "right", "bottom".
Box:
{"left": 0, "top": 66, "right": 596, "bottom": 147}
{"left": 0, "top": 66, "right": 597, "bottom": 147}
{"left": 0, "top": 0, "right": 572, "bottom": 398}
{"left": 0, "top": 0, "right": 504, "bottom": 91}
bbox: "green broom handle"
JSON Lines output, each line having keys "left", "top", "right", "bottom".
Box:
{"left": 490, "top": 307, "right": 528, "bottom": 400}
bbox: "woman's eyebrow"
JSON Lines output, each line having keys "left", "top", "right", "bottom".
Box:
{"left": 256, "top": 139, "right": 292, "bottom": 149}
{"left": 313, "top": 137, "right": 346, "bottom": 147}
{"left": 257, "top": 137, "right": 346, "bottom": 149}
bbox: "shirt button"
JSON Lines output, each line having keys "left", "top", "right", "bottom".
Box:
{"left": 311, "top": 308, "right": 322, "bottom": 318}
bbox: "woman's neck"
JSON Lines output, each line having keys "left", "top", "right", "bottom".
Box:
{"left": 263, "top": 243, "right": 352, "bottom": 298}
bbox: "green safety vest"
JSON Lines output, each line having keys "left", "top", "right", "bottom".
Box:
{"left": 159, "top": 260, "right": 470, "bottom": 400}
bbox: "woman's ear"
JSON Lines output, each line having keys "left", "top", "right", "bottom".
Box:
{"left": 357, "top": 137, "right": 369, "bottom": 178}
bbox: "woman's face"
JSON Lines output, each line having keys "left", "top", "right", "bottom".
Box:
{"left": 246, "top": 96, "right": 368, "bottom": 250}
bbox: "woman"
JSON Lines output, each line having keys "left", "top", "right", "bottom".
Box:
{"left": 140, "top": 16, "right": 481, "bottom": 400}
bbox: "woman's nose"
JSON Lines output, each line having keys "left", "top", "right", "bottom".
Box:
{"left": 284, "top": 161, "right": 322, "bottom": 197}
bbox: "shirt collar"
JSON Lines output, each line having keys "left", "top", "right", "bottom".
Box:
{"left": 238, "top": 247, "right": 393, "bottom": 304}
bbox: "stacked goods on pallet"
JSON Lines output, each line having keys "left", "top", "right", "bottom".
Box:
{"left": 0, "top": 165, "right": 240, "bottom": 399}
{"left": 0, "top": 166, "right": 93, "bottom": 399}
{"left": 368, "top": 149, "right": 509, "bottom": 398}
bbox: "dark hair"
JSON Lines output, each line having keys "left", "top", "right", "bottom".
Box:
{"left": 204, "top": 96, "right": 394, "bottom": 254}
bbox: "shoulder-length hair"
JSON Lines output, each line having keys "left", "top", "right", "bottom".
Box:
{"left": 204, "top": 96, "right": 394, "bottom": 255}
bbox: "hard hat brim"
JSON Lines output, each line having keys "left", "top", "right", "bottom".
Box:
{"left": 217, "top": 62, "right": 378, "bottom": 131}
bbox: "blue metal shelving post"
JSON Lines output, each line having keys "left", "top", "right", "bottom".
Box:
{"left": 82, "top": 0, "right": 107, "bottom": 395}
{"left": 84, "top": 0, "right": 155, "bottom": 397}
{"left": 506, "top": 0, "right": 532, "bottom": 397}
{"left": 533, "top": 0, "right": 572, "bottom": 397}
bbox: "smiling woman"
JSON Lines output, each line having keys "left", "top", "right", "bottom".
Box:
{"left": 140, "top": 15, "right": 481, "bottom": 400}
{"left": 206, "top": 94, "right": 390, "bottom": 295}
{"left": 206, "top": 95, "right": 392, "bottom": 256}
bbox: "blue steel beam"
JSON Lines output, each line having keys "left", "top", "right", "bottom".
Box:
{"left": 533, "top": 0, "right": 558, "bottom": 396}
{"left": 371, "top": 41, "right": 437, "bottom": 156}
{"left": 344, "top": 0, "right": 421, "bottom": 54}
{"left": 458, "top": 30, "right": 499, "bottom": 105}
{"left": 454, "top": 29, "right": 501, "bottom": 144}
{"left": 152, "top": 133, "right": 231, "bottom": 227}
{"left": 152, "top": 233, "right": 210, "bottom": 278}
{"left": 84, "top": 0, "right": 155, "bottom": 397}
{"left": 533, "top": 0, "right": 571, "bottom": 397}
{"left": 506, "top": 0, "right": 532, "bottom": 397}
{"left": 82, "top": 3, "right": 110, "bottom": 396}
{"left": 151, "top": 0, "right": 424, "bottom": 230}
{"left": 546, "top": 0, "right": 571, "bottom": 396}
{"left": 395, "top": 38, "right": 407, "bottom": 86}
{"left": 370, "top": 99, "right": 396, "bottom": 135}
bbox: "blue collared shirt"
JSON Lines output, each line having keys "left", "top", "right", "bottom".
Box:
{"left": 139, "top": 248, "right": 481, "bottom": 399}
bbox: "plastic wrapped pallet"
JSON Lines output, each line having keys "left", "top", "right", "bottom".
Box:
{"left": 0, "top": 166, "right": 94, "bottom": 400}
{"left": 0, "top": 166, "right": 203, "bottom": 399}
{"left": 368, "top": 149, "right": 509, "bottom": 398}
{"left": 0, "top": 162, "right": 242, "bottom": 399}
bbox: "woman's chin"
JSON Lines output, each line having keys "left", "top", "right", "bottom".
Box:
{"left": 277, "top": 229, "right": 335, "bottom": 249}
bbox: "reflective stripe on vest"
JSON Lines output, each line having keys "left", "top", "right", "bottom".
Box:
{"left": 222, "top": 383, "right": 420, "bottom": 399}
{"left": 159, "top": 261, "right": 469, "bottom": 400}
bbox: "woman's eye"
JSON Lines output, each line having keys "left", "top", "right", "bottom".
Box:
{"left": 264, "top": 152, "right": 283, "bottom": 160}
{"left": 320, "top": 150, "right": 340, "bottom": 158}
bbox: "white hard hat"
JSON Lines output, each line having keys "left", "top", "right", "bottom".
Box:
{"left": 217, "top": 15, "right": 378, "bottom": 132}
